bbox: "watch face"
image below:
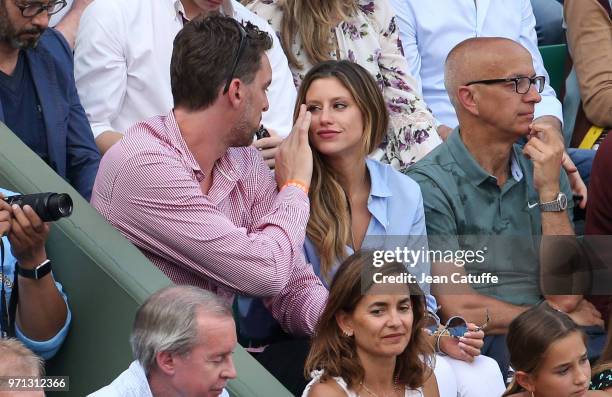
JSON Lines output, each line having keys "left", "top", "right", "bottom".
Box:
{"left": 559, "top": 193, "right": 568, "bottom": 210}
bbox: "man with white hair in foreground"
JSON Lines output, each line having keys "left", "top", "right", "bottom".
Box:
{"left": 90, "top": 286, "right": 236, "bottom": 397}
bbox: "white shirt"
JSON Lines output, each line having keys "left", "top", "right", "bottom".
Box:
{"left": 49, "top": 0, "right": 72, "bottom": 26}
{"left": 388, "top": 0, "right": 563, "bottom": 128}
{"left": 88, "top": 360, "right": 230, "bottom": 397}
{"left": 74, "top": 0, "right": 296, "bottom": 138}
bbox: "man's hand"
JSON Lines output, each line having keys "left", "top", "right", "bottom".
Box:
{"left": 567, "top": 299, "right": 604, "bottom": 327}
{"left": 561, "top": 152, "right": 587, "bottom": 209}
{"left": 523, "top": 121, "right": 565, "bottom": 201}
{"left": 437, "top": 125, "right": 453, "bottom": 141}
{"left": 7, "top": 204, "right": 49, "bottom": 269}
{"left": 274, "top": 104, "right": 312, "bottom": 189}
{"left": 252, "top": 129, "right": 283, "bottom": 169}
{"left": 0, "top": 195, "right": 12, "bottom": 237}
{"left": 438, "top": 324, "right": 484, "bottom": 363}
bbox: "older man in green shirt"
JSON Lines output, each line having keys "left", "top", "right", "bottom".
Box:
{"left": 407, "top": 37, "right": 605, "bottom": 378}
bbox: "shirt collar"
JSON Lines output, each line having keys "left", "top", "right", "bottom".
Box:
{"left": 163, "top": 111, "right": 201, "bottom": 174}
{"left": 128, "top": 361, "right": 154, "bottom": 397}
{"left": 222, "top": 0, "right": 234, "bottom": 16}
{"left": 162, "top": 111, "right": 241, "bottom": 183}
{"left": 509, "top": 145, "right": 524, "bottom": 182}
{"left": 174, "top": 0, "right": 234, "bottom": 21}
{"left": 366, "top": 159, "right": 392, "bottom": 198}
{"left": 447, "top": 127, "right": 523, "bottom": 187}
{"left": 174, "top": 0, "right": 186, "bottom": 18}
{"left": 365, "top": 159, "right": 392, "bottom": 231}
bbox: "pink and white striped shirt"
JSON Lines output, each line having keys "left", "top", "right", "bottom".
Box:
{"left": 91, "top": 111, "right": 327, "bottom": 336}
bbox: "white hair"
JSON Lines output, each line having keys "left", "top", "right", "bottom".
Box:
{"left": 130, "top": 285, "right": 232, "bottom": 373}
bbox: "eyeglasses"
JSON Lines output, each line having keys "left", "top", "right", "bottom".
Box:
{"left": 14, "top": 0, "right": 67, "bottom": 17}
{"left": 223, "top": 20, "right": 248, "bottom": 94}
{"left": 466, "top": 76, "right": 546, "bottom": 94}
{"left": 424, "top": 309, "right": 490, "bottom": 338}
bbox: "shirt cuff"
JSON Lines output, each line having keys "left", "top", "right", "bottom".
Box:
{"left": 425, "top": 294, "right": 440, "bottom": 323}
{"left": 90, "top": 122, "right": 120, "bottom": 139}
{"left": 535, "top": 97, "right": 564, "bottom": 127}
{"left": 16, "top": 304, "right": 72, "bottom": 360}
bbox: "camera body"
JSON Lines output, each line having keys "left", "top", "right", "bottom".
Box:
{"left": 3, "top": 193, "right": 73, "bottom": 222}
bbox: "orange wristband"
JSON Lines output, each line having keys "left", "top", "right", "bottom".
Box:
{"left": 281, "top": 179, "right": 309, "bottom": 194}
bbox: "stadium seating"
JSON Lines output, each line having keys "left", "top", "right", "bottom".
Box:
{"left": 539, "top": 43, "right": 568, "bottom": 99}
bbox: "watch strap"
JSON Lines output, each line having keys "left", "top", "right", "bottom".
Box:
{"left": 17, "top": 259, "right": 52, "bottom": 280}
{"left": 539, "top": 200, "right": 561, "bottom": 212}
{"left": 539, "top": 192, "right": 566, "bottom": 212}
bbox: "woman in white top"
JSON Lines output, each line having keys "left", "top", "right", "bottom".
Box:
{"left": 302, "top": 251, "right": 439, "bottom": 397}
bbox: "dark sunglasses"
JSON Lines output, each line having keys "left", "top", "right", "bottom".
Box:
{"left": 14, "top": 0, "right": 67, "bottom": 18}
{"left": 424, "top": 309, "right": 490, "bottom": 338}
{"left": 223, "top": 19, "right": 248, "bottom": 94}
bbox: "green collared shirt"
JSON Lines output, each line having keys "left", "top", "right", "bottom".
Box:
{"left": 406, "top": 128, "right": 573, "bottom": 306}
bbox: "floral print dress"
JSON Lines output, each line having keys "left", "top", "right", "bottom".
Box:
{"left": 247, "top": 0, "right": 442, "bottom": 171}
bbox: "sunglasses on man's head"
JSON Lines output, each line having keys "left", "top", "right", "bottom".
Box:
{"left": 424, "top": 309, "right": 490, "bottom": 338}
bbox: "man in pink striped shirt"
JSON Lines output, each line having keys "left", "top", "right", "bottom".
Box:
{"left": 91, "top": 15, "right": 326, "bottom": 339}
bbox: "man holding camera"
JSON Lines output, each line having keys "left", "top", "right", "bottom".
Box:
{"left": 0, "top": 188, "right": 70, "bottom": 359}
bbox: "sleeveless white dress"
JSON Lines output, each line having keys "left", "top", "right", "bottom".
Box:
{"left": 302, "top": 370, "right": 424, "bottom": 397}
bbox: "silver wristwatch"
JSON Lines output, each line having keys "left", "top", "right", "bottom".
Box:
{"left": 539, "top": 192, "right": 568, "bottom": 212}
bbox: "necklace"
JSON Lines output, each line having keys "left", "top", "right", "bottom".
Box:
{"left": 359, "top": 381, "right": 402, "bottom": 397}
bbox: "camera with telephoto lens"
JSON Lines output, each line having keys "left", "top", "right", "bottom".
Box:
{"left": 3, "top": 192, "right": 73, "bottom": 222}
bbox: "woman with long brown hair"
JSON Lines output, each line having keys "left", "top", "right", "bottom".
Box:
{"left": 303, "top": 251, "right": 437, "bottom": 396}
{"left": 244, "top": 0, "right": 442, "bottom": 171}
{"left": 237, "top": 60, "right": 503, "bottom": 397}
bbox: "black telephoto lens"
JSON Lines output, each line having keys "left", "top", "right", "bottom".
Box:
{"left": 4, "top": 193, "right": 73, "bottom": 222}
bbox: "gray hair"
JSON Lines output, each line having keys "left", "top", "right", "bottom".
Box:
{"left": 0, "top": 338, "right": 43, "bottom": 377}
{"left": 130, "top": 285, "right": 232, "bottom": 373}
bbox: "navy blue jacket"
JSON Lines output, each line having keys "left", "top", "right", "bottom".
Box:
{"left": 0, "top": 29, "right": 100, "bottom": 200}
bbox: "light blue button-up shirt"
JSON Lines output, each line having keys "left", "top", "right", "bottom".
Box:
{"left": 237, "top": 160, "right": 438, "bottom": 342}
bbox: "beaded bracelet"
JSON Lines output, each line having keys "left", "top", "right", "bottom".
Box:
{"left": 281, "top": 179, "right": 309, "bottom": 194}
